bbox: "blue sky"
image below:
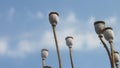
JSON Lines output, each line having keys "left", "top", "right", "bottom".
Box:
{"left": 0, "top": 0, "right": 120, "bottom": 68}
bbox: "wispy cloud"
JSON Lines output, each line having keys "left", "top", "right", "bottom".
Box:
{"left": 2, "top": 8, "right": 45, "bottom": 22}
{"left": 41, "top": 29, "right": 100, "bottom": 51}
{"left": 0, "top": 14, "right": 2, "bottom": 19}
{"left": 104, "top": 16, "right": 117, "bottom": 26}
{"left": 88, "top": 16, "right": 96, "bottom": 24}
{"left": 36, "top": 11, "right": 44, "bottom": 19}
{"left": 65, "top": 12, "right": 78, "bottom": 23}
{"left": 7, "top": 7, "right": 15, "bottom": 21}
{"left": 0, "top": 37, "right": 8, "bottom": 55}
{"left": 41, "top": 12, "right": 118, "bottom": 51}
{"left": 0, "top": 12, "right": 118, "bottom": 58}
{"left": 41, "top": 12, "right": 100, "bottom": 51}
{"left": 27, "top": 11, "right": 44, "bottom": 20}
{"left": 7, "top": 40, "right": 40, "bottom": 58}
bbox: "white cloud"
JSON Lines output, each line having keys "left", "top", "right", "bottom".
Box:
{"left": 7, "top": 40, "right": 39, "bottom": 58}
{"left": 41, "top": 30, "right": 100, "bottom": 51}
{"left": 84, "top": 33, "right": 100, "bottom": 50}
{"left": 0, "top": 34, "right": 41, "bottom": 58}
{"left": 17, "top": 40, "right": 35, "bottom": 54}
{"left": 41, "top": 31, "right": 54, "bottom": 49}
{"left": 6, "top": 33, "right": 41, "bottom": 58}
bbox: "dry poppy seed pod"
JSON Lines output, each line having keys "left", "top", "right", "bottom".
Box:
{"left": 41, "top": 49, "right": 49, "bottom": 60}
{"left": 49, "top": 12, "right": 59, "bottom": 26}
{"left": 94, "top": 21, "right": 105, "bottom": 35}
{"left": 44, "top": 66, "right": 52, "bottom": 68}
{"left": 65, "top": 36, "right": 74, "bottom": 48}
{"left": 103, "top": 27, "right": 114, "bottom": 42}
{"left": 114, "top": 51, "right": 120, "bottom": 63}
